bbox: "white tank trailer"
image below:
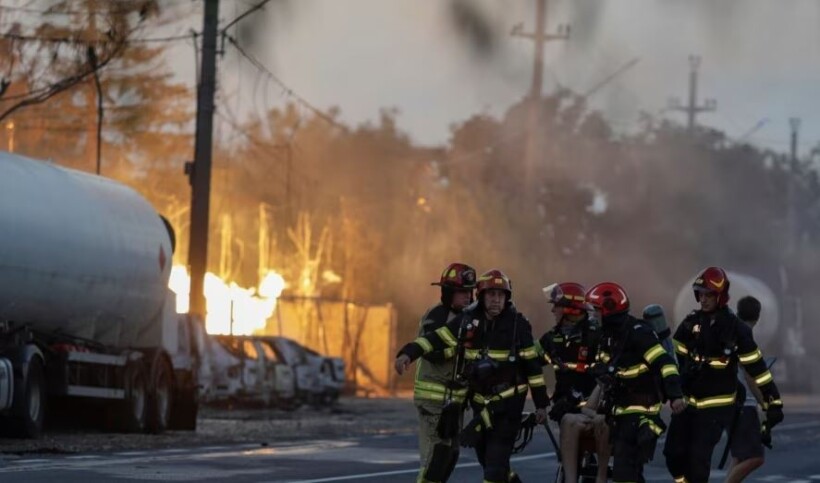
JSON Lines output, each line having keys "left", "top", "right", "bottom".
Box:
{"left": 0, "top": 153, "right": 199, "bottom": 437}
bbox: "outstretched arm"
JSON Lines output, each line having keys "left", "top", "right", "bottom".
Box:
{"left": 395, "top": 316, "right": 464, "bottom": 375}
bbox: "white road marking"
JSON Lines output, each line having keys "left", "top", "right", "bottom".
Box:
{"left": 284, "top": 452, "right": 557, "bottom": 483}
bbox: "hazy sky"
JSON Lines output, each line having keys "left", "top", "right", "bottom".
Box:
{"left": 165, "top": 0, "right": 820, "bottom": 154}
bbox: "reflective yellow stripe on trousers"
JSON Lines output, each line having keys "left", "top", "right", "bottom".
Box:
{"left": 685, "top": 393, "right": 736, "bottom": 409}
{"left": 472, "top": 384, "right": 529, "bottom": 429}
{"left": 612, "top": 403, "right": 662, "bottom": 416}
{"left": 414, "top": 380, "right": 467, "bottom": 403}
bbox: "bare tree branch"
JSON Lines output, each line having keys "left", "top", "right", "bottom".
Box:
{"left": 0, "top": 34, "right": 127, "bottom": 123}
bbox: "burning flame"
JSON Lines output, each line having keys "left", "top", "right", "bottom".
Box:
{"left": 168, "top": 265, "right": 286, "bottom": 335}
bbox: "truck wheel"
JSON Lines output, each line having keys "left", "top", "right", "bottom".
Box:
{"left": 146, "top": 354, "right": 173, "bottom": 433}
{"left": 120, "top": 362, "right": 147, "bottom": 433}
{"left": 11, "top": 356, "right": 46, "bottom": 438}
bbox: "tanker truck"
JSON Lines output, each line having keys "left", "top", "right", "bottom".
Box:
{"left": 0, "top": 153, "right": 199, "bottom": 437}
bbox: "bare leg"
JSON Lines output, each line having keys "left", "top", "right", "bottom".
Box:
{"left": 560, "top": 414, "right": 590, "bottom": 483}
{"left": 725, "top": 456, "right": 764, "bottom": 483}
{"left": 591, "top": 415, "right": 611, "bottom": 483}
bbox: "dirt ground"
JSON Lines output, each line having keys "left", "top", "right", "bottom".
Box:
{"left": 0, "top": 396, "right": 418, "bottom": 455}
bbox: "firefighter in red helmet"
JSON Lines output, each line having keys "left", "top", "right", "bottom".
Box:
{"left": 664, "top": 267, "right": 784, "bottom": 483}
{"left": 585, "top": 282, "right": 685, "bottom": 483}
{"left": 395, "top": 269, "right": 548, "bottom": 483}
{"left": 537, "top": 282, "right": 609, "bottom": 483}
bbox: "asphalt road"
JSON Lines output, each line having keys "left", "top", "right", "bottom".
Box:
{"left": 1, "top": 411, "right": 819, "bottom": 482}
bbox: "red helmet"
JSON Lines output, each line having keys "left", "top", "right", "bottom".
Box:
{"left": 431, "top": 262, "right": 477, "bottom": 289}
{"left": 476, "top": 269, "right": 512, "bottom": 297}
{"left": 544, "top": 282, "right": 588, "bottom": 315}
{"left": 692, "top": 266, "right": 730, "bottom": 306}
{"left": 585, "top": 282, "right": 630, "bottom": 318}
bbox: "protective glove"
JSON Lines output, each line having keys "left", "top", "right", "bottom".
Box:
{"left": 766, "top": 404, "right": 784, "bottom": 428}
{"left": 459, "top": 416, "right": 483, "bottom": 448}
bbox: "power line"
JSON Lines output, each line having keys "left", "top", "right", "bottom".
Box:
{"left": 0, "top": 35, "right": 127, "bottom": 122}
{"left": 0, "top": 30, "right": 196, "bottom": 44}
{"left": 0, "top": 24, "right": 171, "bottom": 105}
{"left": 0, "top": 0, "right": 190, "bottom": 16}
{"left": 225, "top": 35, "right": 346, "bottom": 131}
{"left": 0, "top": 4, "right": 133, "bottom": 15}
{"left": 129, "top": 32, "right": 198, "bottom": 43}
{"left": 216, "top": 112, "right": 296, "bottom": 184}
{"left": 221, "top": 0, "right": 271, "bottom": 33}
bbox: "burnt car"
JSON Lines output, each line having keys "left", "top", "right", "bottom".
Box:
{"left": 257, "top": 336, "right": 345, "bottom": 406}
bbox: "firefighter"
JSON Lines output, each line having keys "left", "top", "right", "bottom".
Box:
{"left": 395, "top": 269, "right": 549, "bottom": 483}
{"left": 585, "top": 282, "right": 686, "bottom": 483}
{"left": 411, "top": 262, "right": 477, "bottom": 483}
{"left": 664, "top": 267, "right": 784, "bottom": 483}
{"left": 537, "top": 282, "right": 609, "bottom": 483}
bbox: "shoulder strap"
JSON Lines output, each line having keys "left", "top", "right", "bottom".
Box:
{"left": 444, "top": 314, "right": 469, "bottom": 401}
{"left": 608, "top": 322, "right": 634, "bottom": 369}
{"left": 583, "top": 318, "right": 601, "bottom": 352}
{"left": 425, "top": 304, "right": 451, "bottom": 328}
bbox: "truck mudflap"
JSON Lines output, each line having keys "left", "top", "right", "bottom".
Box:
{"left": 169, "top": 369, "right": 198, "bottom": 431}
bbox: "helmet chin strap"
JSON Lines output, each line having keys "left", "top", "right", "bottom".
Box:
{"left": 441, "top": 287, "right": 454, "bottom": 308}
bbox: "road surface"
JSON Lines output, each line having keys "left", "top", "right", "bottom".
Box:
{"left": 1, "top": 410, "right": 818, "bottom": 482}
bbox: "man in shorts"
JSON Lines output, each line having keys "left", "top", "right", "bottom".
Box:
{"left": 726, "top": 295, "right": 767, "bottom": 483}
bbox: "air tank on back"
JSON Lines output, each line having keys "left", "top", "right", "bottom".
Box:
{"left": 673, "top": 270, "right": 779, "bottom": 350}
{"left": 0, "top": 153, "right": 174, "bottom": 348}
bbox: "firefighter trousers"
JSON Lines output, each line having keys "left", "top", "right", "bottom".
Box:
{"left": 663, "top": 406, "right": 733, "bottom": 483}
{"left": 611, "top": 413, "right": 652, "bottom": 483}
{"left": 472, "top": 395, "right": 525, "bottom": 483}
{"left": 416, "top": 403, "right": 461, "bottom": 483}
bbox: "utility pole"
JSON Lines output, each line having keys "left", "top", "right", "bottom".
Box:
{"left": 187, "top": 0, "right": 220, "bottom": 319}
{"left": 5, "top": 120, "right": 14, "bottom": 152}
{"left": 787, "top": 117, "right": 800, "bottom": 254}
{"left": 511, "top": 0, "right": 569, "bottom": 184}
{"left": 85, "top": 0, "right": 100, "bottom": 173}
{"left": 668, "top": 55, "right": 716, "bottom": 134}
{"left": 511, "top": 0, "right": 569, "bottom": 100}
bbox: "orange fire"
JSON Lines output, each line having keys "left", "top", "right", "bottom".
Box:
{"left": 168, "top": 265, "right": 286, "bottom": 335}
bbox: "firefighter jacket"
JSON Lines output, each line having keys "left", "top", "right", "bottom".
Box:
{"left": 673, "top": 306, "right": 782, "bottom": 410}
{"left": 399, "top": 303, "right": 549, "bottom": 414}
{"left": 597, "top": 314, "right": 683, "bottom": 417}
{"left": 413, "top": 303, "right": 468, "bottom": 405}
{"left": 537, "top": 316, "right": 601, "bottom": 401}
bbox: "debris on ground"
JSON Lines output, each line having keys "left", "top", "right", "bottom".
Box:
{"left": 0, "top": 396, "right": 417, "bottom": 455}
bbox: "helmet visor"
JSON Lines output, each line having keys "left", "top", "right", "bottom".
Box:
{"left": 542, "top": 283, "right": 563, "bottom": 304}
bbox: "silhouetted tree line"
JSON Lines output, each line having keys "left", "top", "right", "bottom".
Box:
{"left": 4, "top": 4, "right": 817, "bottom": 353}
